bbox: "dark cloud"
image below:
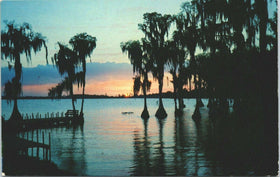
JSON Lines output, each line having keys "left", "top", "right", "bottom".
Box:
{"left": 1, "top": 62, "right": 133, "bottom": 86}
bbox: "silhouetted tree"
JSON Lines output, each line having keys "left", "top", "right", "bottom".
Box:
{"left": 69, "top": 33, "right": 96, "bottom": 117}
{"left": 179, "top": 2, "right": 204, "bottom": 108}
{"left": 139, "top": 12, "right": 172, "bottom": 118}
{"left": 121, "top": 40, "right": 152, "bottom": 118}
{"left": 166, "top": 39, "right": 185, "bottom": 112}
{"left": 1, "top": 21, "right": 48, "bottom": 121}
{"left": 48, "top": 43, "right": 77, "bottom": 112}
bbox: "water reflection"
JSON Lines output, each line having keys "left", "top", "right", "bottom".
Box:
{"left": 2, "top": 98, "right": 277, "bottom": 175}
{"left": 131, "top": 117, "right": 168, "bottom": 176}
{"left": 173, "top": 113, "right": 187, "bottom": 175}
{"left": 130, "top": 118, "right": 151, "bottom": 175}
{"left": 131, "top": 101, "right": 265, "bottom": 176}
{"left": 152, "top": 118, "right": 166, "bottom": 176}
{"left": 52, "top": 124, "right": 87, "bottom": 175}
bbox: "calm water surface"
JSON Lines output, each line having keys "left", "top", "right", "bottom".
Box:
{"left": 1, "top": 98, "right": 261, "bottom": 175}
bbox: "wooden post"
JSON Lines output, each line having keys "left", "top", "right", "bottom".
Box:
{"left": 46, "top": 148, "right": 48, "bottom": 161}
{"left": 32, "top": 130, "right": 34, "bottom": 157}
{"left": 49, "top": 132, "right": 51, "bottom": 161}
{"left": 37, "top": 129, "right": 39, "bottom": 159}
{"left": 42, "top": 132, "right": 45, "bottom": 159}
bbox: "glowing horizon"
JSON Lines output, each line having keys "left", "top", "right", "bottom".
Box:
{"left": 11, "top": 73, "right": 176, "bottom": 97}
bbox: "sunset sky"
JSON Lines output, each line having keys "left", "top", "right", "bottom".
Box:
{"left": 1, "top": 0, "right": 187, "bottom": 96}
{"left": 1, "top": 0, "right": 277, "bottom": 96}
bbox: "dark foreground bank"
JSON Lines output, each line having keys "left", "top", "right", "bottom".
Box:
{"left": 3, "top": 156, "right": 76, "bottom": 176}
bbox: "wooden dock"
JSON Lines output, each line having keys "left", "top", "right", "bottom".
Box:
{"left": 3, "top": 110, "right": 84, "bottom": 131}
{"left": 16, "top": 130, "right": 52, "bottom": 161}
{"left": 2, "top": 110, "right": 82, "bottom": 175}
{"left": 3, "top": 129, "right": 52, "bottom": 162}
{"left": 22, "top": 116, "right": 78, "bottom": 129}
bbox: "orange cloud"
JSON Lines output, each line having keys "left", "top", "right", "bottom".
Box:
{"left": 77, "top": 78, "right": 134, "bottom": 96}
{"left": 22, "top": 83, "right": 57, "bottom": 96}
{"left": 75, "top": 72, "right": 174, "bottom": 96}
{"left": 4, "top": 72, "right": 181, "bottom": 97}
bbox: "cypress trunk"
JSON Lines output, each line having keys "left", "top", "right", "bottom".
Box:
{"left": 80, "top": 84, "right": 85, "bottom": 117}
{"left": 156, "top": 73, "right": 167, "bottom": 118}
{"left": 141, "top": 75, "right": 149, "bottom": 119}
{"left": 10, "top": 56, "right": 22, "bottom": 121}
{"left": 80, "top": 60, "right": 86, "bottom": 117}
{"left": 10, "top": 98, "right": 22, "bottom": 122}
{"left": 70, "top": 84, "right": 76, "bottom": 112}
{"left": 178, "top": 85, "right": 184, "bottom": 111}
{"left": 197, "top": 75, "right": 204, "bottom": 107}
{"left": 172, "top": 72, "right": 178, "bottom": 111}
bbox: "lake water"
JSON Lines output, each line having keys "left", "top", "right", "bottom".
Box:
{"left": 1, "top": 98, "right": 276, "bottom": 176}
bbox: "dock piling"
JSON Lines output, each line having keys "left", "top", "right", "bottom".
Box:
{"left": 36, "top": 129, "right": 39, "bottom": 159}
{"left": 49, "top": 132, "right": 51, "bottom": 161}
{"left": 42, "top": 132, "right": 45, "bottom": 159}
{"left": 32, "top": 130, "right": 34, "bottom": 156}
